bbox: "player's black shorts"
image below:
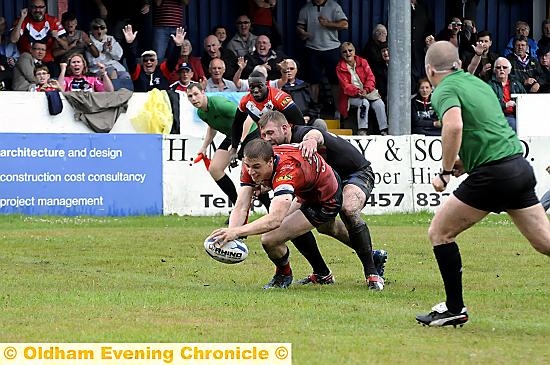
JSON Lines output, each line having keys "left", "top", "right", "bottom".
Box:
{"left": 218, "top": 129, "right": 260, "bottom": 159}
{"left": 342, "top": 165, "right": 375, "bottom": 199}
{"left": 301, "top": 173, "right": 343, "bottom": 227}
{"left": 454, "top": 154, "right": 539, "bottom": 213}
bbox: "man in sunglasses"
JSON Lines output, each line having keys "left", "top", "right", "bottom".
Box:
{"left": 122, "top": 24, "right": 184, "bottom": 92}
{"left": 487, "top": 57, "right": 526, "bottom": 132}
{"left": 10, "top": 0, "right": 68, "bottom": 75}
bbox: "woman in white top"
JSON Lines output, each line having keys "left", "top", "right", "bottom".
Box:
{"left": 86, "top": 18, "right": 129, "bottom": 80}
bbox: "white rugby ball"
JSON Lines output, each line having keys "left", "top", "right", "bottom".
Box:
{"left": 204, "top": 237, "right": 249, "bottom": 264}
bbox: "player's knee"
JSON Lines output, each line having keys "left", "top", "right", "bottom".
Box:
{"left": 531, "top": 240, "right": 550, "bottom": 256}
{"left": 260, "top": 233, "right": 277, "bottom": 250}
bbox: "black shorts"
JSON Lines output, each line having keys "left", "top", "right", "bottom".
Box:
{"left": 454, "top": 154, "right": 539, "bottom": 213}
{"left": 304, "top": 47, "right": 340, "bottom": 84}
{"left": 300, "top": 172, "right": 343, "bottom": 227}
{"left": 218, "top": 129, "right": 260, "bottom": 159}
{"left": 342, "top": 165, "right": 375, "bottom": 200}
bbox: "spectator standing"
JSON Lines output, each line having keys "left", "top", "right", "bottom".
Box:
{"left": 296, "top": 0, "right": 348, "bottom": 108}
{"left": 58, "top": 53, "right": 114, "bottom": 92}
{"left": 504, "top": 21, "right": 538, "bottom": 59}
{"left": 87, "top": 18, "right": 128, "bottom": 80}
{"left": 240, "top": 35, "right": 286, "bottom": 80}
{"left": 53, "top": 12, "right": 98, "bottom": 64}
{"left": 411, "top": 0, "right": 434, "bottom": 93}
{"left": 336, "top": 42, "right": 388, "bottom": 136}
{"left": 12, "top": 41, "right": 47, "bottom": 91}
{"left": 122, "top": 24, "right": 183, "bottom": 92}
{"left": 464, "top": 30, "right": 499, "bottom": 82}
{"left": 371, "top": 42, "right": 389, "bottom": 103}
{"left": 247, "top": 0, "right": 281, "bottom": 49}
{"left": 226, "top": 15, "right": 257, "bottom": 57}
{"left": 168, "top": 39, "right": 205, "bottom": 84}
{"left": 10, "top": 0, "right": 68, "bottom": 76}
{"left": 487, "top": 57, "right": 526, "bottom": 132}
{"left": 361, "top": 24, "right": 387, "bottom": 72}
{"left": 411, "top": 78, "right": 440, "bottom": 136}
{"left": 92, "top": 0, "right": 153, "bottom": 55}
{"left": 507, "top": 35, "right": 545, "bottom": 93}
{"left": 537, "top": 19, "right": 550, "bottom": 51}
{"left": 201, "top": 35, "right": 237, "bottom": 80}
{"left": 152, "top": 0, "right": 189, "bottom": 61}
{"left": 212, "top": 25, "right": 228, "bottom": 49}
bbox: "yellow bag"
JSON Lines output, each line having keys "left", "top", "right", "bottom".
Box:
{"left": 130, "top": 89, "right": 173, "bottom": 134}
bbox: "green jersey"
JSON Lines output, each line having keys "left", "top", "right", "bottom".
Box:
{"left": 432, "top": 70, "right": 522, "bottom": 172}
{"left": 197, "top": 96, "right": 258, "bottom": 137}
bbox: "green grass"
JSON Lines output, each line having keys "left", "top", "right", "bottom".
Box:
{"left": 1, "top": 213, "right": 549, "bottom": 364}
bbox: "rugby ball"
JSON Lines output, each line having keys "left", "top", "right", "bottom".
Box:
{"left": 204, "top": 237, "right": 249, "bottom": 264}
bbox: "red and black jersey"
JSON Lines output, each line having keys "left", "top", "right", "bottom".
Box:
{"left": 238, "top": 87, "right": 295, "bottom": 122}
{"left": 240, "top": 144, "right": 338, "bottom": 205}
{"left": 16, "top": 14, "right": 65, "bottom": 62}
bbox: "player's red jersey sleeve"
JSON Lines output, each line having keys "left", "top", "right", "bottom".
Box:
{"left": 238, "top": 94, "right": 252, "bottom": 113}
{"left": 270, "top": 88, "right": 294, "bottom": 111}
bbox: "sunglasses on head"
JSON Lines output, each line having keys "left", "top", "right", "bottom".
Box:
{"left": 93, "top": 25, "right": 106, "bottom": 30}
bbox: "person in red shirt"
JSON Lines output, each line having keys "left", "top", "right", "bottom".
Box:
{"left": 10, "top": 0, "right": 68, "bottom": 76}
{"left": 209, "top": 139, "right": 342, "bottom": 289}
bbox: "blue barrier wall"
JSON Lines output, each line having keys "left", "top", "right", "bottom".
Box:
{"left": 0, "top": 133, "right": 163, "bottom": 216}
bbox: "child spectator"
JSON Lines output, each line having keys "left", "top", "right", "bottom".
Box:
{"left": 33, "top": 65, "right": 61, "bottom": 91}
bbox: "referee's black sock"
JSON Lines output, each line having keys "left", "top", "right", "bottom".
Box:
{"left": 291, "top": 232, "right": 331, "bottom": 276}
{"left": 215, "top": 174, "right": 238, "bottom": 204}
{"left": 433, "top": 242, "right": 464, "bottom": 314}
{"left": 348, "top": 223, "right": 377, "bottom": 277}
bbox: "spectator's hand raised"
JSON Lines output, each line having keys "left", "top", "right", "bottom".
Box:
{"left": 472, "top": 42, "right": 485, "bottom": 55}
{"left": 171, "top": 27, "right": 186, "bottom": 47}
{"left": 425, "top": 35, "right": 435, "bottom": 47}
{"left": 20, "top": 8, "right": 28, "bottom": 19}
{"left": 237, "top": 56, "right": 247, "bottom": 69}
{"left": 123, "top": 25, "right": 137, "bottom": 44}
{"left": 141, "top": 4, "right": 150, "bottom": 14}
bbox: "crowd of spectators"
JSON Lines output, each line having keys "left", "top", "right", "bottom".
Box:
{"left": 1, "top": 0, "right": 549, "bottom": 136}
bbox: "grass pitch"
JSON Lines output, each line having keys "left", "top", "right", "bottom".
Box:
{"left": 0, "top": 213, "right": 549, "bottom": 364}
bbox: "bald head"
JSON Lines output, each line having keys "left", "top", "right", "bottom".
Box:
{"left": 425, "top": 41, "right": 460, "bottom": 72}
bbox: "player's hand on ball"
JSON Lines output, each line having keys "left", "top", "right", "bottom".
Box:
{"left": 209, "top": 228, "right": 238, "bottom": 246}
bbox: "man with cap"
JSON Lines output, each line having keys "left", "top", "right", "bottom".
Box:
{"left": 170, "top": 62, "right": 193, "bottom": 92}
{"left": 122, "top": 24, "right": 184, "bottom": 91}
